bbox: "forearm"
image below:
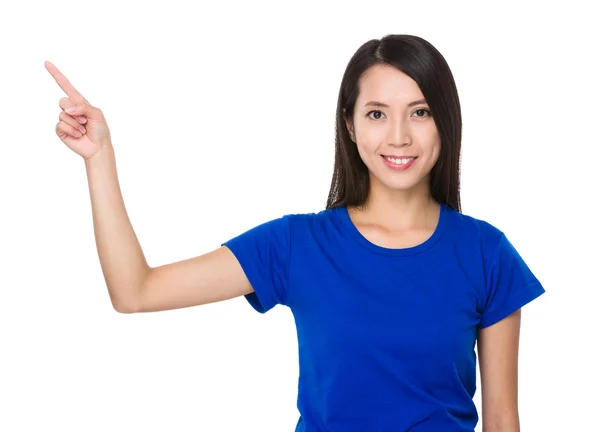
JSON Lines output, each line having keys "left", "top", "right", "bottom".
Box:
{"left": 84, "top": 143, "right": 150, "bottom": 312}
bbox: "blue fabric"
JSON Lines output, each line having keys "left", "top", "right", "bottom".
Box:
{"left": 222, "top": 203, "right": 545, "bottom": 431}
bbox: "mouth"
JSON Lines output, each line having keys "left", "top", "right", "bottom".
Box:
{"left": 381, "top": 155, "right": 417, "bottom": 165}
{"left": 380, "top": 155, "right": 417, "bottom": 171}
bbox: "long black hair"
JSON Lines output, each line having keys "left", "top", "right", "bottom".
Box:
{"left": 326, "top": 34, "right": 462, "bottom": 212}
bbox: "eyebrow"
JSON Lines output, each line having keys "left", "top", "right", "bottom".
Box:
{"left": 364, "top": 98, "right": 428, "bottom": 108}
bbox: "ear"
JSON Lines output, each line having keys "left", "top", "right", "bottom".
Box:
{"left": 343, "top": 109, "right": 356, "bottom": 142}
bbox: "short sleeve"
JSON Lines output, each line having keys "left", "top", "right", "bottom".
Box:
{"left": 221, "top": 215, "right": 291, "bottom": 314}
{"left": 479, "top": 233, "right": 546, "bottom": 328}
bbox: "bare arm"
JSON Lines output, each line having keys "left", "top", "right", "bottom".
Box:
{"left": 85, "top": 141, "right": 253, "bottom": 314}
{"left": 134, "top": 246, "right": 253, "bottom": 313}
{"left": 46, "top": 61, "right": 253, "bottom": 314}
{"left": 84, "top": 143, "right": 149, "bottom": 312}
{"left": 477, "top": 309, "right": 522, "bottom": 432}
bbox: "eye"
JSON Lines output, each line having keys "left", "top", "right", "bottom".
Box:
{"left": 366, "top": 110, "right": 385, "bottom": 120}
{"left": 413, "top": 108, "right": 431, "bottom": 117}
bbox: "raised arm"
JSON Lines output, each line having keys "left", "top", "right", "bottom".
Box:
{"left": 46, "top": 61, "right": 253, "bottom": 314}
{"left": 84, "top": 141, "right": 253, "bottom": 313}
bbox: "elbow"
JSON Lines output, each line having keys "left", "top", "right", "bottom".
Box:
{"left": 109, "top": 290, "right": 141, "bottom": 314}
{"left": 113, "top": 303, "right": 137, "bottom": 314}
{"left": 108, "top": 268, "right": 152, "bottom": 314}
{"left": 482, "top": 413, "right": 520, "bottom": 432}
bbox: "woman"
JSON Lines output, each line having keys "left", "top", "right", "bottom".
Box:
{"left": 46, "top": 34, "right": 545, "bottom": 431}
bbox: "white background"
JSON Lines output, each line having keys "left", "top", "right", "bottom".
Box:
{"left": 1, "top": 0, "right": 598, "bottom": 430}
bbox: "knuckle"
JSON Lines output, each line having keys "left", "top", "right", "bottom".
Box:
{"left": 59, "top": 111, "right": 73, "bottom": 124}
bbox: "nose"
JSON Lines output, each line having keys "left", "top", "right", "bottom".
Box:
{"left": 387, "top": 117, "right": 411, "bottom": 147}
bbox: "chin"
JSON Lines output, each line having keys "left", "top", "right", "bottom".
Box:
{"left": 370, "top": 169, "right": 430, "bottom": 192}
{"left": 385, "top": 181, "right": 422, "bottom": 192}
{"left": 372, "top": 176, "right": 420, "bottom": 192}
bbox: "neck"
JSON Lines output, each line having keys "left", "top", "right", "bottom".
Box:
{"left": 352, "top": 177, "right": 439, "bottom": 231}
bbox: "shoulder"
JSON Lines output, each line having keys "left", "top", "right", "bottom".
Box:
{"left": 445, "top": 205, "right": 506, "bottom": 252}
{"left": 447, "top": 207, "right": 541, "bottom": 288}
{"left": 280, "top": 206, "right": 343, "bottom": 231}
{"left": 231, "top": 206, "right": 341, "bottom": 241}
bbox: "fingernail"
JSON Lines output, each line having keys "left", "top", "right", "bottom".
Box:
{"left": 78, "top": 126, "right": 86, "bottom": 134}
{"left": 67, "top": 106, "right": 77, "bottom": 114}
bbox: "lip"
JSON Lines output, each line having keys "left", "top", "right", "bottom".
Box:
{"left": 381, "top": 155, "right": 417, "bottom": 171}
{"left": 381, "top": 155, "right": 417, "bottom": 159}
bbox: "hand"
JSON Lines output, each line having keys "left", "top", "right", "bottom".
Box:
{"left": 45, "top": 61, "right": 113, "bottom": 160}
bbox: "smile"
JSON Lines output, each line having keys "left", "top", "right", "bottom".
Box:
{"left": 381, "top": 155, "right": 417, "bottom": 170}
{"left": 383, "top": 156, "right": 415, "bottom": 165}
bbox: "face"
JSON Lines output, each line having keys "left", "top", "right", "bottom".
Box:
{"left": 345, "top": 64, "right": 441, "bottom": 195}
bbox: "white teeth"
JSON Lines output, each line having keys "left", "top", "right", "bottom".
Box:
{"left": 384, "top": 156, "right": 414, "bottom": 165}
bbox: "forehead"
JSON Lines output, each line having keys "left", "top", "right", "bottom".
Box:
{"left": 357, "top": 64, "right": 424, "bottom": 104}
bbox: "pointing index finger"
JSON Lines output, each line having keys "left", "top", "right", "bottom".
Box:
{"left": 44, "top": 61, "right": 89, "bottom": 105}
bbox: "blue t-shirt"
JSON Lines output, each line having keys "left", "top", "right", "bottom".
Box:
{"left": 222, "top": 202, "right": 545, "bottom": 431}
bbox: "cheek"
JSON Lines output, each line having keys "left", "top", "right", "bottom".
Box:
{"left": 357, "top": 127, "right": 386, "bottom": 143}
{"left": 354, "top": 129, "right": 376, "bottom": 153}
{"left": 433, "top": 141, "right": 441, "bottom": 158}
{"left": 355, "top": 143, "right": 370, "bottom": 164}
{"left": 355, "top": 143, "right": 379, "bottom": 170}
{"left": 427, "top": 132, "right": 441, "bottom": 158}
{"left": 355, "top": 132, "right": 384, "bottom": 156}
{"left": 355, "top": 120, "right": 385, "bottom": 143}
{"left": 426, "top": 144, "right": 441, "bottom": 166}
